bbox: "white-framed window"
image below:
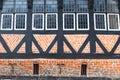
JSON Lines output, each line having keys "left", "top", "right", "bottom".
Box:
{"left": 94, "top": 13, "right": 106, "bottom": 30}
{"left": 77, "top": 13, "right": 89, "bottom": 30}
{"left": 32, "top": 13, "right": 44, "bottom": 30}
{"left": 46, "top": 13, "right": 58, "bottom": 30}
{"left": 14, "top": 13, "right": 27, "bottom": 30}
{"left": 63, "top": 13, "right": 75, "bottom": 30}
{"left": 1, "top": 14, "right": 13, "bottom": 30}
{"left": 107, "top": 14, "right": 120, "bottom": 31}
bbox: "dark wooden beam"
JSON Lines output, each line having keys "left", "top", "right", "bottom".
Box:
{"left": 26, "top": 0, "right": 33, "bottom": 54}
{"left": 0, "top": 54, "right": 120, "bottom": 59}
{"left": 27, "top": 0, "right": 33, "bottom": 9}
{"left": 0, "top": 0, "right": 3, "bottom": 10}
{"left": 88, "top": 0, "right": 96, "bottom": 54}
{"left": 57, "top": 0, "right": 64, "bottom": 54}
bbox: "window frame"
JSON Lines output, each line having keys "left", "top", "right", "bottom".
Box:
{"left": 94, "top": 13, "right": 107, "bottom": 31}
{"left": 46, "top": 13, "right": 58, "bottom": 30}
{"left": 32, "top": 13, "right": 44, "bottom": 30}
{"left": 77, "top": 13, "right": 89, "bottom": 30}
{"left": 14, "top": 13, "right": 27, "bottom": 30}
{"left": 63, "top": 13, "right": 75, "bottom": 31}
{"left": 1, "top": 14, "right": 13, "bottom": 30}
{"left": 107, "top": 13, "right": 120, "bottom": 31}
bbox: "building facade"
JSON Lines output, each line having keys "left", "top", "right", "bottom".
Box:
{"left": 0, "top": 0, "right": 120, "bottom": 78}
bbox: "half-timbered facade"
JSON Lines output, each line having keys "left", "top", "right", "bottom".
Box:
{"left": 0, "top": 0, "right": 120, "bottom": 78}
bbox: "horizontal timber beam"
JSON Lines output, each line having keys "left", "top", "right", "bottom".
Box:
{"left": 0, "top": 54, "right": 120, "bottom": 59}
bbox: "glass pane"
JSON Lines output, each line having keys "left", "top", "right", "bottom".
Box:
{"left": 46, "top": 14, "right": 57, "bottom": 30}
{"left": 46, "top": 0, "right": 58, "bottom": 12}
{"left": 33, "top": 14, "right": 44, "bottom": 30}
{"left": 15, "top": 14, "right": 26, "bottom": 30}
{"left": 1, "top": 14, "right": 13, "bottom": 30}
{"left": 108, "top": 14, "right": 119, "bottom": 30}
{"left": 76, "top": 0, "right": 88, "bottom": 12}
{"left": 64, "top": 14, "right": 75, "bottom": 30}
{"left": 63, "top": 0, "right": 75, "bottom": 12}
{"left": 77, "top": 14, "right": 88, "bottom": 29}
{"left": 95, "top": 14, "right": 106, "bottom": 30}
{"left": 2, "top": 0, "right": 14, "bottom": 12}
{"left": 15, "top": 0, "right": 28, "bottom": 12}
{"left": 107, "top": 0, "right": 119, "bottom": 12}
{"left": 33, "top": 0, "right": 44, "bottom": 12}
{"left": 94, "top": 0, "right": 106, "bottom": 12}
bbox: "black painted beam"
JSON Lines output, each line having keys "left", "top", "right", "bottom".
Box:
{"left": 57, "top": 0, "right": 64, "bottom": 54}
{"left": 0, "top": 54, "right": 120, "bottom": 59}
{"left": 0, "top": 0, "right": 3, "bottom": 10}
{"left": 26, "top": 0, "right": 33, "bottom": 54}
{"left": 88, "top": 0, "right": 96, "bottom": 54}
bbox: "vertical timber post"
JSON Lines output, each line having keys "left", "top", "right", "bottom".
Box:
{"left": 0, "top": 0, "right": 3, "bottom": 28}
{"left": 26, "top": 0, "right": 33, "bottom": 54}
{"left": 89, "top": 0, "right": 96, "bottom": 54}
{"left": 57, "top": 0, "right": 63, "bottom": 54}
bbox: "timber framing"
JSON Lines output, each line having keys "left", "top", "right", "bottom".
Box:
{"left": 0, "top": 0, "right": 119, "bottom": 59}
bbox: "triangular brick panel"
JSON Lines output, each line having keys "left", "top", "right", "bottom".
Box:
{"left": 33, "top": 35, "right": 56, "bottom": 52}
{"left": 64, "top": 35, "right": 88, "bottom": 52}
{"left": 96, "top": 42, "right": 104, "bottom": 54}
{"left": 0, "top": 42, "right": 6, "bottom": 53}
{"left": 17, "top": 43, "right": 26, "bottom": 53}
{"left": 1, "top": 34, "right": 25, "bottom": 52}
{"left": 82, "top": 42, "right": 90, "bottom": 53}
{"left": 114, "top": 44, "right": 120, "bottom": 54}
{"left": 49, "top": 42, "right": 57, "bottom": 53}
{"left": 32, "top": 42, "right": 39, "bottom": 53}
{"left": 97, "top": 35, "right": 119, "bottom": 52}
{"left": 63, "top": 42, "right": 72, "bottom": 53}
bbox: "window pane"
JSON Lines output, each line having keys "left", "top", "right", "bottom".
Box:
{"left": 32, "top": 14, "right": 44, "bottom": 30}
{"left": 15, "top": 0, "right": 28, "bottom": 12}
{"left": 108, "top": 14, "right": 119, "bottom": 30}
{"left": 77, "top": 14, "right": 89, "bottom": 30}
{"left": 46, "top": 13, "right": 58, "bottom": 30}
{"left": 63, "top": 13, "right": 75, "bottom": 30}
{"left": 33, "top": 0, "right": 44, "bottom": 12}
{"left": 63, "top": 0, "right": 75, "bottom": 12}
{"left": 107, "top": 0, "right": 119, "bottom": 12}
{"left": 94, "top": 0, "right": 106, "bottom": 12}
{"left": 94, "top": 14, "right": 106, "bottom": 30}
{"left": 2, "top": 0, "right": 14, "bottom": 12}
{"left": 15, "top": 14, "right": 26, "bottom": 30}
{"left": 1, "top": 14, "right": 13, "bottom": 30}
{"left": 76, "top": 0, "right": 88, "bottom": 12}
{"left": 46, "top": 0, "right": 58, "bottom": 12}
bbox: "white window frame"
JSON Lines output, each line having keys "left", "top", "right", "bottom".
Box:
{"left": 14, "top": 13, "right": 27, "bottom": 30}
{"left": 77, "top": 13, "right": 89, "bottom": 30}
{"left": 32, "top": 13, "right": 44, "bottom": 30}
{"left": 94, "top": 13, "right": 107, "bottom": 31}
{"left": 1, "top": 14, "right": 13, "bottom": 30}
{"left": 107, "top": 13, "right": 120, "bottom": 31}
{"left": 63, "top": 13, "right": 75, "bottom": 31}
{"left": 46, "top": 13, "right": 58, "bottom": 30}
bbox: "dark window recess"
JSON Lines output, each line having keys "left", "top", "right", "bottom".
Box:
{"left": 81, "top": 64, "right": 87, "bottom": 76}
{"left": 33, "top": 63, "right": 39, "bottom": 75}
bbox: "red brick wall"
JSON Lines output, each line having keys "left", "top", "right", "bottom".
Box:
{"left": 0, "top": 59, "right": 120, "bottom": 78}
